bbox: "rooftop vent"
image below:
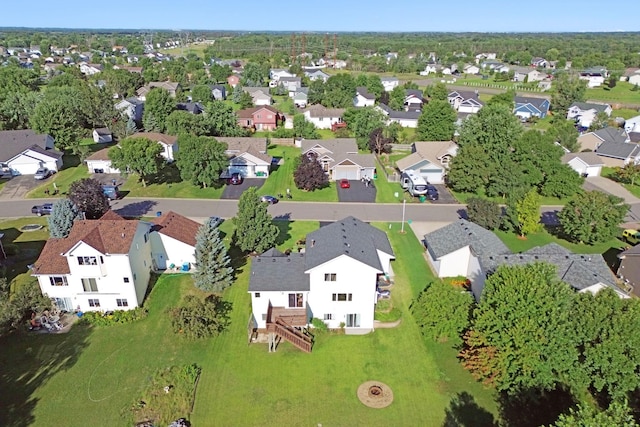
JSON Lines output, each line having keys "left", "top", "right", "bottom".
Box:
{"left": 272, "top": 258, "right": 276, "bottom": 262}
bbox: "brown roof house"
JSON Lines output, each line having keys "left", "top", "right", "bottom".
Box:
{"left": 216, "top": 137, "right": 272, "bottom": 178}
{"left": 31, "top": 211, "right": 199, "bottom": 313}
{"left": 237, "top": 106, "right": 281, "bottom": 131}
{"left": 136, "top": 81, "right": 181, "bottom": 100}
{"left": 395, "top": 141, "right": 459, "bottom": 184}
{"left": 300, "top": 138, "right": 376, "bottom": 181}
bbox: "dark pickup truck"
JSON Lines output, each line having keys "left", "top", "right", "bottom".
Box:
{"left": 32, "top": 203, "right": 54, "bottom": 216}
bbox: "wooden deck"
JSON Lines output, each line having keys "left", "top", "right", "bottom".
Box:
{"left": 268, "top": 306, "right": 307, "bottom": 327}
{"left": 265, "top": 305, "right": 313, "bottom": 352}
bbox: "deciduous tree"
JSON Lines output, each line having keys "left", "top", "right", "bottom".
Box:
{"left": 412, "top": 280, "right": 473, "bottom": 346}
{"left": 108, "top": 137, "right": 163, "bottom": 187}
{"left": 368, "top": 127, "right": 392, "bottom": 154}
{"left": 558, "top": 191, "right": 628, "bottom": 244}
{"left": 191, "top": 84, "right": 213, "bottom": 103}
{"left": 30, "top": 87, "right": 85, "bottom": 154}
{"left": 460, "top": 263, "right": 578, "bottom": 392}
{"left": 324, "top": 73, "right": 356, "bottom": 108}
{"left": 142, "top": 88, "right": 175, "bottom": 132}
{"left": 416, "top": 99, "right": 457, "bottom": 141}
{"left": 547, "top": 119, "right": 580, "bottom": 152}
{"left": 426, "top": 82, "right": 448, "bottom": 101}
{"left": 467, "top": 198, "right": 502, "bottom": 230}
{"left": 615, "top": 163, "right": 640, "bottom": 186}
{"left": 68, "top": 178, "right": 110, "bottom": 219}
{"left": 48, "top": 198, "right": 81, "bottom": 238}
{"left": 233, "top": 187, "right": 279, "bottom": 254}
{"left": 514, "top": 188, "right": 542, "bottom": 236}
{"left": 342, "top": 106, "right": 386, "bottom": 149}
{"left": 551, "top": 73, "right": 587, "bottom": 114}
{"left": 169, "top": 294, "right": 231, "bottom": 339}
{"left": 294, "top": 152, "right": 328, "bottom": 191}
{"left": 193, "top": 218, "right": 233, "bottom": 293}
{"left": 292, "top": 114, "right": 319, "bottom": 139}
{"left": 205, "top": 101, "right": 246, "bottom": 137}
{"left": 388, "top": 85, "right": 406, "bottom": 110}
{"left": 552, "top": 400, "right": 638, "bottom": 427}
{"left": 175, "top": 135, "right": 228, "bottom": 188}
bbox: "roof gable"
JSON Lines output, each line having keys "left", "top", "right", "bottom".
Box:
{"left": 152, "top": 211, "right": 199, "bottom": 247}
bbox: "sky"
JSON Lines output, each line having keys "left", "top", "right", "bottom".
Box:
{"left": 0, "top": 0, "right": 637, "bottom": 33}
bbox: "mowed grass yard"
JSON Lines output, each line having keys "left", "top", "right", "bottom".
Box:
{"left": 0, "top": 220, "right": 497, "bottom": 426}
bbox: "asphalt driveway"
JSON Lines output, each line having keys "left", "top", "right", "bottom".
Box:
{"left": 337, "top": 180, "right": 376, "bottom": 203}
{"left": 0, "top": 175, "right": 47, "bottom": 200}
{"left": 431, "top": 184, "right": 457, "bottom": 204}
{"left": 221, "top": 178, "right": 265, "bottom": 199}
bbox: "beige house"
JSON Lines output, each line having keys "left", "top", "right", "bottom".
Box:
{"left": 395, "top": 141, "right": 458, "bottom": 184}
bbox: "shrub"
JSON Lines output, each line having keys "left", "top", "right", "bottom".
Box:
{"left": 79, "top": 307, "right": 148, "bottom": 326}
{"left": 311, "top": 317, "right": 328, "bottom": 332}
{"left": 2, "top": 244, "right": 19, "bottom": 256}
{"left": 169, "top": 294, "right": 231, "bottom": 339}
{"left": 466, "top": 198, "right": 501, "bottom": 230}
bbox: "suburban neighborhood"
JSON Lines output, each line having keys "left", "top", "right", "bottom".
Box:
{"left": 1, "top": 22, "right": 640, "bottom": 427}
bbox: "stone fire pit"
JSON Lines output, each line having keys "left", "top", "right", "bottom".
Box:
{"left": 357, "top": 381, "right": 393, "bottom": 408}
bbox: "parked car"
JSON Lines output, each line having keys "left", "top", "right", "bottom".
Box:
{"left": 228, "top": 173, "right": 243, "bottom": 185}
{"left": 623, "top": 229, "right": 640, "bottom": 245}
{"left": 260, "top": 195, "right": 279, "bottom": 204}
{"left": 102, "top": 185, "right": 120, "bottom": 200}
{"left": 34, "top": 168, "right": 54, "bottom": 180}
{"left": 31, "top": 203, "right": 54, "bottom": 216}
{"left": 377, "top": 288, "right": 391, "bottom": 299}
{"left": 209, "top": 216, "right": 223, "bottom": 227}
{"left": 340, "top": 179, "right": 350, "bottom": 189}
{"left": 425, "top": 185, "right": 439, "bottom": 201}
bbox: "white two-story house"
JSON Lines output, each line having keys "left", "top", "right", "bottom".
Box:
{"left": 248, "top": 217, "right": 395, "bottom": 345}
{"left": 32, "top": 211, "right": 198, "bottom": 312}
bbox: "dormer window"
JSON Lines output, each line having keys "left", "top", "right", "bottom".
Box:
{"left": 78, "top": 256, "right": 97, "bottom": 265}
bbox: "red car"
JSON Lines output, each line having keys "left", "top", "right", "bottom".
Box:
{"left": 340, "top": 179, "right": 350, "bottom": 189}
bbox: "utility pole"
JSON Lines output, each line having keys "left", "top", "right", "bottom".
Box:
{"left": 291, "top": 33, "right": 296, "bottom": 62}
{"left": 324, "top": 33, "right": 328, "bottom": 59}
{"left": 401, "top": 199, "right": 406, "bottom": 233}
{"left": 301, "top": 33, "right": 306, "bottom": 59}
{"left": 333, "top": 34, "right": 337, "bottom": 66}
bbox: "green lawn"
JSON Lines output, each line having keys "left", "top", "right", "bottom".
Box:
{"left": 119, "top": 164, "right": 226, "bottom": 199}
{"left": 495, "top": 228, "right": 626, "bottom": 255}
{"left": 612, "top": 108, "right": 640, "bottom": 120}
{"left": 374, "top": 161, "right": 405, "bottom": 203}
{"left": 0, "top": 217, "right": 49, "bottom": 291}
{"left": 28, "top": 151, "right": 91, "bottom": 198}
{"left": 259, "top": 145, "right": 338, "bottom": 202}
{"left": 585, "top": 82, "right": 640, "bottom": 105}
{"left": 0, "top": 220, "right": 497, "bottom": 426}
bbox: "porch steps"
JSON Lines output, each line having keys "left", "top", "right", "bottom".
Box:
{"left": 270, "top": 318, "right": 313, "bottom": 353}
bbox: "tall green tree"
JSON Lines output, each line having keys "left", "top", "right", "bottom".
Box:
{"left": 108, "top": 137, "right": 163, "bottom": 187}
{"left": 166, "top": 110, "right": 209, "bottom": 136}
{"left": 447, "top": 144, "right": 492, "bottom": 193}
{"left": 540, "top": 164, "right": 584, "bottom": 199}
{"left": 193, "top": 218, "right": 233, "bottom": 293}
{"left": 486, "top": 89, "right": 515, "bottom": 109}
{"left": 457, "top": 103, "right": 523, "bottom": 157}
{"left": 547, "top": 119, "right": 580, "bottom": 152}
{"left": 294, "top": 152, "right": 329, "bottom": 191}
{"left": 412, "top": 280, "right": 474, "bottom": 346}
{"left": 175, "top": 135, "right": 228, "bottom": 188}
{"left": 514, "top": 188, "right": 542, "bottom": 236}
{"left": 572, "top": 290, "right": 640, "bottom": 397}
{"left": 426, "top": 82, "right": 448, "bottom": 101}
{"left": 307, "top": 79, "right": 325, "bottom": 105}
{"left": 205, "top": 101, "right": 245, "bottom": 137}
{"left": 0, "top": 280, "right": 50, "bottom": 337}
{"left": 0, "top": 91, "right": 41, "bottom": 130}
{"left": 416, "top": 99, "right": 457, "bottom": 141}
{"left": 292, "top": 114, "right": 319, "bottom": 139}
{"left": 48, "top": 198, "right": 81, "bottom": 238}
{"left": 324, "top": 73, "right": 356, "bottom": 108}
{"left": 460, "top": 263, "right": 578, "bottom": 392}
{"left": 142, "top": 88, "right": 175, "bottom": 132}
{"left": 30, "top": 87, "right": 85, "bottom": 154}
{"left": 558, "top": 191, "right": 628, "bottom": 244}
{"left": 552, "top": 400, "right": 639, "bottom": 427}
{"left": 551, "top": 73, "right": 587, "bottom": 114}
{"left": 388, "top": 85, "right": 406, "bottom": 110}
{"left": 68, "top": 178, "right": 110, "bottom": 219}
{"left": 342, "top": 106, "right": 387, "bottom": 149}
{"left": 615, "top": 163, "right": 640, "bottom": 186}
{"left": 191, "top": 85, "right": 213, "bottom": 103}
{"left": 466, "top": 198, "right": 502, "bottom": 230}
{"left": 233, "top": 187, "right": 279, "bottom": 254}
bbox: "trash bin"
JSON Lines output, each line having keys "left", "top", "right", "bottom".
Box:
{"left": 419, "top": 195, "right": 426, "bottom": 203}
{"left": 156, "top": 211, "right": 162, "bottom": 217}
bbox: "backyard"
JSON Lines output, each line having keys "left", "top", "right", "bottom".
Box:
{"left": 0, "top": 219, "right": 498, "bottom": 426}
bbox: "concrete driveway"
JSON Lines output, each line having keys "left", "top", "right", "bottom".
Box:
{"left": 583, "top": 176, "right": 640, "bottom": 204}
{"left": 221, "top": 178, "right": 265, "bottom": 199}
{"left": 0, "top": 175, "right": 47, "bottom": 200}
{"left": 337, "top": 180, "right": 376, "bottom": 203}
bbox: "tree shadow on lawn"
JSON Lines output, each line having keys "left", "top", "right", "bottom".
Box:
{"left": 442, "top": 391, "right": 497, "bottom": 427}
{"left": 0, "top": 324, "right": 92, "bottom": 427}
{"left": 144, "top": 163, "right": 184, "bottom": 186}
{"left": 497, "top": 386, "right": 576, "bottom": 427}
{"left": 273, "top": 219, "right": 292, "bottom": 247}
{"left": 0, "top": 227, "right": 46, "bottom": 284}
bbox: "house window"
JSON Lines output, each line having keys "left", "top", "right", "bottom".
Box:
{"left": 346, "top": 313, "right": 361, "bottom": 327}
{"left": 82, "top": 278, "right": 98, "bottom": 293}
{"left": 144, "top": 233, "right": 148, "bottom": 243}
{"left": 49, "top": 276, "right": 68, "bottom": 286}
{"left": 254, "top": 293, "right": 261, "bottom": 298}
{"left": 88, "top": 299, "right": 100, "bottom": 308}
{"left": 262, "top": 314, "right": 267, "bottom": 321}
{"left": 256, "top": 114, "right": 261, "bottom": 119}
{"left": 324, "top": 314, "right": 333, "bottom": 321}
{"left": 78, "top": 256, "right": 97, "bottom": 265}
{"left": 116, "top": 299, "right": 128, "bottom": 307}
{"left": 332, "top": 293, "right": 352, "bottom": 302}
{"left": 324, "top": 273, "right": 337, "bottom": 282}
{"left": 288, "top": 293, "right": 304, "bottom": 308}
{"left": 124, "top": 277, "right": 130, "bottom": 283}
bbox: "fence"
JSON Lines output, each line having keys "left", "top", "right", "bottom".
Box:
{"left": 462, "top": 81, "right": 547, "bottom": 92}
{"left": 389, "top": 143, "right": 412, "bottom": 151}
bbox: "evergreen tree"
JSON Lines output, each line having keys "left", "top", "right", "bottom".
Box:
{"left": 48, "top": 198, "right": 81, "bottom": 238}
{"left": 193, "top": 218, "right": 233, "bottom": 293}
{"left": 233, "top": 187, "right": 279, "bottom": 253}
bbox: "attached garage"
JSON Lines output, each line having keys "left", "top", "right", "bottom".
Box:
{"left": 85, "top": 148, "right": 120, "bottom": 174}
{"left": 8, "top": 150, "right": 62, "bottom": 176}
{"left": 332, "top": 160, "right": 360, "bottom": 180}
{"left": 418, "top": 167, "right": 445, "bottom": 184}
{"left": 562, "top": 152, "right": 604, "bottom": 177}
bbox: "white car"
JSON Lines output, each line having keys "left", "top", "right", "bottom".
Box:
{"left": 34, "top": 168, "right": 53, "bottom": 180}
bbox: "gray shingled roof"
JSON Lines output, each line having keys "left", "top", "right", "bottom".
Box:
{"left": 0, "top": 129, "right": 61, "bottom": 162}
{"left": 248, "top": 252, "right": 310, "bottom": 292}
{"left": 301, "top": 139, "right": 375, "bottom": 169}
{"left": 424, "top": 219, "right": 510, "bottom": 260}
{"left": 562, "top": 151, "right": 604, "bottom": 166}
{"left": 596, "top": 141, "right": 640, "bottom": 160}
{"left": 570, "top": 102, "right": 610, "bottom": 113}
{"left": 305, "top": 216, "right": 394, "bottom": 271}
{"left": 481, "top": 243, "right": 617, "bottom": 291}
{"left": 356, "top": 86, "right": 376, "bottom": 100}
{"left": 593, "top": 127, "right": 628, "bottom": 144}
{"left": 514, "top": 96, "right": 549, "bottom": 110}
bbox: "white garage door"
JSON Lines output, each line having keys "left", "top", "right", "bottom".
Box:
{"left": 418, "top": 168, "right": 444, "bottom": 184}
{"left": 333, "top": 166, "right": 358, "bottom": 180}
